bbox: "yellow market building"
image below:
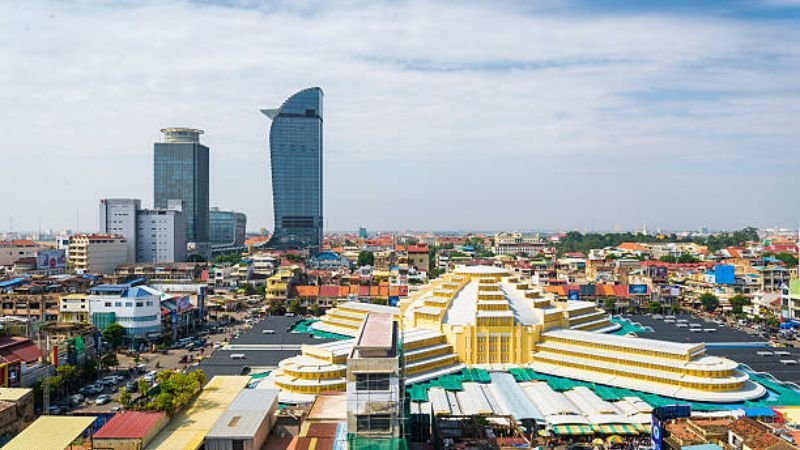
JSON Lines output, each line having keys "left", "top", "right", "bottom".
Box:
{"left": 267, "top": 266, "right": 765, "bottom": 403}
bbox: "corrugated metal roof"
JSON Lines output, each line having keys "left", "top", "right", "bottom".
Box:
{"left": 145, "top": 376, "right": 249, "bottom": 450}
{"left": 95, "top": 411, "right": 167, "bottom": 439}
{"left": 4, "top": 416, "right": 96, "bottom": 450}
{"left": 206, "top": 389, "right": 278, "bottom": 439}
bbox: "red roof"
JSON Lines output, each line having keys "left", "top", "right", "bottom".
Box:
{"left": 95, "top": 411, "right": 167, "bottom": 439}
{"left": 0, "top": 337, "right": 41, "bottom": 363}
{"left": 319, "top": 285, "right": 339, "bottom": 297}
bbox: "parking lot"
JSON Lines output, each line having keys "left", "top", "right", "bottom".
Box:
{"left": 620, "top": 313, "right": 800, "bottom": 385}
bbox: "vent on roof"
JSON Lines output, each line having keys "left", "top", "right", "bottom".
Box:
{"left": 228, "top": 416, "right": 241, "bottom": 427}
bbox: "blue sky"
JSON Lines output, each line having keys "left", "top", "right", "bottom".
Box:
{"left": 0, "top": 0, "right": 798, "bottom": 233}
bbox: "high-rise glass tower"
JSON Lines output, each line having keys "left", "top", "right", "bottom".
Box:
{"left": 261, "top": 87, "right": 323, "bottom": 253}
{"left": 153, "top": 128, "right": 209, "bottom": 254}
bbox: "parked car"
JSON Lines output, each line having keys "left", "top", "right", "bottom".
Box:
{"left": 144, "top": 371, "right": 158, "bottom": 383}
{"left": 70, "top": 394, "right": 85, "bottom": 406}
{"left": 95, "top": 394, "right": 112, "bottom": 405}
{"left": 124, "top": 381, "right": 138, "bottom": 392}
{"left": 79, "top": 384, "right": 104, "bottom": 396}
{"left": 47, "top": 405, "right": 64, "bottom": 415}
{"left": 100, "top": 376, "right": 119, "bottom": 386}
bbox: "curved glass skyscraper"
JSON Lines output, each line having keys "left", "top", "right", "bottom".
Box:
{"left": 261, "top": 87, "right": 323, "bottom": 253}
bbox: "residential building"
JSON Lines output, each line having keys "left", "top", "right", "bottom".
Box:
{"left": 58, "top": 293, "right": 89, "bottom": 323}
{"left": 346, "top": 313, "right": 403, "bottom": 442}
{"left": 67, "top": 234, "right": 127, "bottom": 274}
{"left": 204, "top": 389, "right": 278, "bottom": 450}
{"left": 406, "top": 244, "right": 430, "bottom": 272}
{"left": 0, "top": 388, "right": 34, "bottom": 437}
{"left": 100, "top": 198, "right": 187, "bottom": 263}
{"left": 135, "top": 206, "right": 187, "bottom": 263}
{"left": 113, "top": 262, "right": 205, "bottom": 284}
{"left": 154, "top": 127, "right": 210, "bottom": 258}
{"left": 99, "top": 198, "right": 140, "bottom": 262}
{"left": 493, "top": 232, "right": 547, "bottom": 256}
{"left": 785, "top": 280, "right": 800, "bottom": 321}
{"left": 209, "top": 207, "right": 247, "bottom": 248}
{"left": 93, "top": 411, "right": 169, "bottom": 450}
{"left": 89, "top": 282, "right": 162, "bottom": 342}
{"left": 261, "top": 87, "right": 324, "bottom": 253}
{"left": 0, "top": 240, "right": 41, "bottom": 267}
{"left": 0, "top": 292, "right": 60, "bottom": 322}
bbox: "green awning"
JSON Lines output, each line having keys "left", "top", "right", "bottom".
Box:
{"left": 552, "top": 424, "right": 594, "bottom": 435}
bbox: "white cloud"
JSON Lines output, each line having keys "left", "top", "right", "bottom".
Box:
{"left": 0, "top": 0, "right": 798, "bottom": 232}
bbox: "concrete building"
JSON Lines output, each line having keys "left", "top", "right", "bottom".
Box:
{"left": 0, "top": 388, "right": 34, "bottom": 437}
{"left": 135, "top": 206, "right": 187, "bottom": 263}
{"left": 493, "top": 232, "right": 547, "bottom": 256}
{"left": 346, "top": 313, "right": 403, "bottom": 442}
{"left": 154, "top": 128, "right": 210, "bottom": 258}
{"left": 67, "top": 234, "right": 128, "bottom": 274}
{"left": 204, "top": 389, "right": 278, "bottom": 450}
{"left": 89, "top": 282, "right": 162, "bottom": 342}
{"left": 93, "top": 411, "right": 169, "bottom": 450}
{"left": 0, "top": 240, "right": 42, "bottom": 267}
{"left": 100, "top": 198, "right": 187, "bottom": 264}
{"left": 209, "top": 208, "right": 247, "bottom": 248}
{"left": 59, "top": 293, "right": 89, "bottom": 323}
{"left": 99, "top": 198, "right": 140, "bottom": 263}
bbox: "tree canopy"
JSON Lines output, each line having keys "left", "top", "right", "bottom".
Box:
{"left": 102, "top": 323, "right": 126, "bottom": 348}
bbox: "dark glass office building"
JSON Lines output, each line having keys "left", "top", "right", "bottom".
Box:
{"left": 209, "top": 208, "right": 247, "bottom": 248}
{"left": 153, "top": 128, "right": 210, "bottom": 250}
{"left": 261, "top": 87, "right": 323, "bottom": 253}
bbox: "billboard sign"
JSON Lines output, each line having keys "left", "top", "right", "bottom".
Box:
{"left": 628, "top": 284, "right": 648, "bottom": 295}
{"left": 36, "top": 249, "right": 66, "bottom": 270}
{"left": 568, "top": 290, "right": 580, "bottom": 301}
{"left": 388, "top": 296, "right": 400, "bottom": 306}
{"left": 651, "top": 416, "right": 663, "bottom": 450}
{"left": 714, "top": 264, "right": 736, "bottom": 285}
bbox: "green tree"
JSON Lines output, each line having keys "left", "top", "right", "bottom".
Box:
{"left": 699, "top": 292, "right": 720, "bottom": 312}
{"left": 308, "top": 303, "right": 321, "bottom": 317}
{"left": 138, "top": 378, "right": 150, "bottom": 397}
{"left": 102, "top": 323, "right": 126, "bottom": 349}
{"left": 659, "top": 255, "right": 678, "bottom": 263}
{"left": 118, "top": 387, "right": 132, "bottom": 408}
{"left": 772, "top": 252, "right": 799, "bottom": 267}
{"left": 286, "top": 299, "right": 301, "bottom": 314}
{"left": 677, "top": 253, "right": 699, "bottom": 264}
{"left": 56, "top": 365, "right": 79, "bottom": 392}
{"left": 357, "top": 251, "right": 374, "bottom": 267}
{"left": 101, "top": 352, "right": 119, "bottom": 371}
{"left": 243, "top": 284, "right": 256, "bottom": 296}
{"left": 603, "top": 298, "right": 616, "bottom": 313}
{"left": 646, "top": 302, "right": 662, "bottom": 314}
{"left": 729, "top": 294, "right": 751, "bottom": 314}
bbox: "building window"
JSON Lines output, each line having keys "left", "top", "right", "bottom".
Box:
{"left": 355, "top": 373, "right": 390, "bottom": 391}
{"left": 115, "top": 302, "right": 122, "bottom": 307}
{"left": 125, "top": 302, "right": 132, "bottom": 307}
{"left": 104, "top": 302, "right": 111, "bottom": 307}
{"left": 136, "top": 302, "right": 143, "bottom": 307}
{"left": 356, "top": 414, "right": 391, "bottom": 432}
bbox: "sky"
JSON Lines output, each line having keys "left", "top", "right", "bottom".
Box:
{"left": 1, "top": 0, "right": 799, "bottom": 234}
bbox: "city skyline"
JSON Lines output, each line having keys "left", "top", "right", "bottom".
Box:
{"left": 2, "top": 0, "right": 799, "bottom": 232}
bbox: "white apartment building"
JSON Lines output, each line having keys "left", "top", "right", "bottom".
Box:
{"left": 493, "top": 232, "right": 547, "bottom": 256}
{"left": 88, "top": 283, "right": 162, "bottom": 341}
{"left": 136, "top": 209, "right": 187, "bottom": 263}
{"left": 99, "top": 198, "right": 140, "bottom": 263}
{"left": 68, "top": 234, "right": 128, "bottom": 274}
{"left": 99, "top": 198, "right": 187, "bottom": 264}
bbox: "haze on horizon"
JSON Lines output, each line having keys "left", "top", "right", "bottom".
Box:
{"left": 1, "top": 0, "right": 799, "bottom": 234}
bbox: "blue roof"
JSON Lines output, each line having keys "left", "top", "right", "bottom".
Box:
{"left": 741, "top": 407, "right": 776, "bottom": 417}
{"left": 683, "top": 445, "right": 723, "bottom": 450}
{"left": 316, "top": 251, "right": 339, "bottom": 261}
{"left": 126, "top": 287, "right": 154, "bottom": 298}
{"left": 0, "top": 278, "right": 27, "bottom": 289}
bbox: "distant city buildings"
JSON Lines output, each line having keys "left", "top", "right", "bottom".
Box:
{"left": 67, "top": 234, "right": 128, "bottom": 274}
{"left": 209, "top": 207, "right": 247, "bottom": 248}
{"left": 154, "top": 128, "right": 210, "bottom": 258}
{"left": 100, "top": 198, "right": 187, "bottom": 264}
{"left": 261, "top": 87, "right": 324, "bottom": 253}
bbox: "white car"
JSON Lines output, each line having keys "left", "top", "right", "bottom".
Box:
{"left": 144, "top": 371, "right": 158, "bottom": 383}
{"left": 95, "top": 394, "right": 112, "bottom": 405}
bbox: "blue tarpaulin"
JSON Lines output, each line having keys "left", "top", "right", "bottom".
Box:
{"left": 741, "top": 407, "right": 776, "bottom": 417}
